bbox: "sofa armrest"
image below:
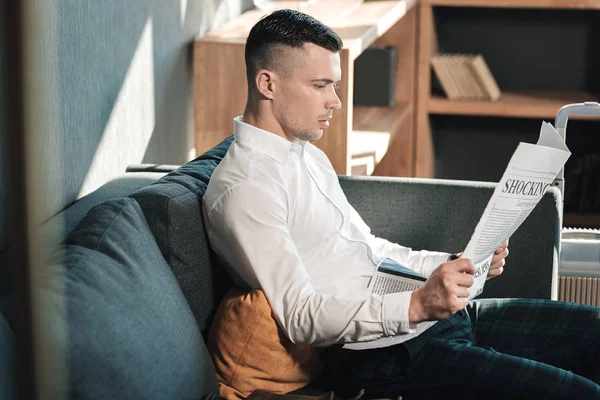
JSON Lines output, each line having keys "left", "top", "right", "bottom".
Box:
{"left": 339, "top": 175, "right": 562, "bottom": 300}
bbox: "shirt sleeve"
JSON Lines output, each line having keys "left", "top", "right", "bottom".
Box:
{"left": 204, "top": 182, "right": 417, "bottom": 347}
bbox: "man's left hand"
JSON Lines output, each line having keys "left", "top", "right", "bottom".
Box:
{"left": 487, "top": 240, "right": 509, "bottom": 280}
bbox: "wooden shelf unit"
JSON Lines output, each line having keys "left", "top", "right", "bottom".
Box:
{"left": 428, "top": 91, "right": 600, "bottom": 119}
{"left": 194, "top": 0, "right": 420, "bottom": 177}
{"left": 415, "top": 1, "right": 600, "bottom": 224}
{"left": 415, "top": 0, "right": 600, "bottom": 179}
{"left": 564, "top": 213, "right": 600, "bottom": 229}
{"left": 425, "top": 0, "right": 600, "bottom": 9}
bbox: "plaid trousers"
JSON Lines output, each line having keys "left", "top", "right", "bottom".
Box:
{"left": 324, "top": 299, "right": 600, "bottom": 400}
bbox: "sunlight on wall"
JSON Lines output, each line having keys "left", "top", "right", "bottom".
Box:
{"left": 180, "top": 0, "right": 188, "bottom": 27}
{"left": 78, "top": 18, "right": 155, "bottom": 198}
{"left": 188, "top": 147, "right": 196, "bottom": 161}
{"left": 199, "top": 0, "right": 247, "bottom": 36}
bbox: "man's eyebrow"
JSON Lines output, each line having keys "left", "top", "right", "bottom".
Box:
{"left": 311, "top": 79, "right": 340, "bottom": 84}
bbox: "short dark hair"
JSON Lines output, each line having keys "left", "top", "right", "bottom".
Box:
{"left": 244, "top": 9, "right": 343, "bottom": 89}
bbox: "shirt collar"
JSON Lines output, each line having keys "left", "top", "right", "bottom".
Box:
{"left": 233, "top": 116, "right": 307, "bottom": 165}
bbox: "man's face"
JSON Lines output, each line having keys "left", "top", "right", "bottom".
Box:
{"left": 273, "top": 43, "right": 342, "bottom": 142}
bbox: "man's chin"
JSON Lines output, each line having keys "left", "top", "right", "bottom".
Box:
{"left": 308, "top": 130, "right": 323, "bottom": 142}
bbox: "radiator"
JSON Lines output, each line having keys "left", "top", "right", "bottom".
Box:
{"left": 559, "top": 228, "right": 600, "bottom": 306}
{"left": 558, "top": 277, "right": 600, "bottom": 306}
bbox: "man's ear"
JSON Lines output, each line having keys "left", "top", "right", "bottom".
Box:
{"left": 256, "top": 69, "right": 277, "bottom": 100}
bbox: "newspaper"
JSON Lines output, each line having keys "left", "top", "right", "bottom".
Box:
{"left": 464, "top": 121, "right": 570, "bottom": 298}
{"left": 343, "top": 122, "right": 571, "bottom": 350}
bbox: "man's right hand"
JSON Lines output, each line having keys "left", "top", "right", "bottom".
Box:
{"left": 409, "top": 258, "right": 475, "bottom": 324}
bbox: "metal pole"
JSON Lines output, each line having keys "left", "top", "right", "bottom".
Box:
{"left": 553, "top": 101, "right": 600, "bottom": 199}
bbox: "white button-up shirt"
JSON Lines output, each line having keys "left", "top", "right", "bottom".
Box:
{"left": 203, "top": 117, "right": 451, "bottom": 347}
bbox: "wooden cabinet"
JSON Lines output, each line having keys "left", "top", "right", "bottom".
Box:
{"left": 414, "top": 0, "right": 600, "bottom": 227}
{"left": 194, "top": 0, "right": 420, "bottom": 177}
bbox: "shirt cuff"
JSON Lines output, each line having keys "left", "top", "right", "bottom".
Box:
{"left": 382, "top": 291, "right": 417, "bottom": 336}
{"left": 422, "top": 252, "right": 453, "bottom": 277}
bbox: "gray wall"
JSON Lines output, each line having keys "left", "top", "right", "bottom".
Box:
{"left": 0, "top": 0, "right": 253, "bottom": 280}
{"left": 52, "top": 0, "right": 253, "bottom": 215}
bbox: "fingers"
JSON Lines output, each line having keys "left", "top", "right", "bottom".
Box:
{"left": 491, "top": 247, "right": 509, "bottom": 266}
{"left": 449, "top": 258, "right": 476, "bottom": 275}
{"left": 487, "top": 254, "right": 506, "bottom": 280}
{"left": 486, "top": 265, "right": 504, "bottom": 281}
{"left": 495, "top": 240, "right": 509, "bottom": 254}
{"left": 456, "top": 272, "right": 475, "bottom": 287}
{"left": 491, "top": 257, "right": 506, "bottom": 269}
{"left": 487, "top": 266, "right": 503, "bottom": 277}
{"left": 455, "top": 286, "right": 471, "bottom": 298}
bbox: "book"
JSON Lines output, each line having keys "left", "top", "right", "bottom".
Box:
{"left": 468, "top": 54, "right": 501, "bottom": 101}
{"left": 431, "top": 53, "right": 501, "bottom": 101}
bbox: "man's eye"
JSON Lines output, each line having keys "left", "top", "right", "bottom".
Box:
{"left": 315, "top": 84, "right": 326, "bottom": 89}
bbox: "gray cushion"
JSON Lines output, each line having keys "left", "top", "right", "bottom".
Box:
{"left": 44, "top": 197, "right": 218, "bottom": 399}
{"left": 43, "top": 172, "right": 165, "bottom": 241}
{"left": 131, "top": 183, "right": 230, "bottom": 333}
{"left": 0, "top": 313, "right": 14, "bottom": 400}
{"left": 156, "top": 135, "right": 233, "bottom": 198}
{"left": 130, "top": 136, "right": 234, "bottom": 333}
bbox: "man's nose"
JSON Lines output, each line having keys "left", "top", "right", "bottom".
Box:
{"left": 327, "top": 87, "right": 342, "bottom": 110}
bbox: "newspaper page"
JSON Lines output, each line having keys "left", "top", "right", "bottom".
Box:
{"left": 464, "top": 121, "right": 571, "bottom": 298}
{"left": 343, "top": 121, "right": 570, "bottom": 350}
{"left": 343, "top": 257, "right": 438, "bottom": 350}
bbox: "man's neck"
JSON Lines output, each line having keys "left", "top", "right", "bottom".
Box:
{"left": 242, "top": 105, "right": 293, "bottom": 143}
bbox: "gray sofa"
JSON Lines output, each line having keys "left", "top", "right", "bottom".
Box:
{"left": 0, "top": 136, "right": 562, "bottom": 399}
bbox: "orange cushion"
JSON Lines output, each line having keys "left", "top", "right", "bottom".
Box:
{"left": 208, "top": 288, "right": 322, "bottom": 400}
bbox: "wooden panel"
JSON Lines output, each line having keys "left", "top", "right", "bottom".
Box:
{"left": 374, "top": 6, "right": 417, "bottom": 113}
{"left": 315, "top": 48, "right": 352, "bottom": 175}
{"left": 359, "top": 5, "right": 418, "bottom": 177}
{"left": 371, "top": 105, "right": 415, "bottom": 176}
{"left": 424, "top": 0, "right": 600, "bottom": 9}
{"left": 194, "top": 41, "right": 247, "bottom": 153}
{"left": 351, "top": 104, "right": 412, "bottom": 175}
{"left": 414, "top": 4, "right": 436, "bottom": 177}
{"left": 353, "top": 105, "right": 411, "bottom": 135}
{"left": 428, "top": 91, "right": 600, "bottom": 119}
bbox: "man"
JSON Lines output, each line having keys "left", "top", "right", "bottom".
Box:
{"left": 203, "top": 9, "right": 600, "bottom": 399}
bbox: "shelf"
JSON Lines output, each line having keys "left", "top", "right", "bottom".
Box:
{"left": 564, "top": 213, "right": 600, "bottom": 229}
{"left": 428, "top": 91, "right": 600, "bottom": 119}
{"left": 198, "top": 0, "right": 415, "bottom": 61}
{"left": 425, "top": 0, "right": 600, "bottom": 9}
{"left": 350, "top": 104, "right": 411, "bottom": 175}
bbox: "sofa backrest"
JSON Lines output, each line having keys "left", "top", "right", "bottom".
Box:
{"left": 43, "top": 197, "right": 219, "bottom": 399}
{"left": 340, "top": 176, "right": 562, "bottom": 300}
{"left": 130, "top": 136, "right": 234, "bottom": 334}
